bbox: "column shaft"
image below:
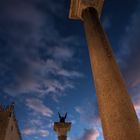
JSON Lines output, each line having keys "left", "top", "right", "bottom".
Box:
{"left": 58, "top": 136, "right": 67, "bottom": 140}
{"left": 82, "top": 7, "right": 140, "bottom": 140}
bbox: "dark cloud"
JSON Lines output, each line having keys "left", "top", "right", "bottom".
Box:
{"left": 116, "top": 2, "right": 140, "bottom": 115}
{"left": 0, "top": 0, "right": 83, "bottom": 100}
{"left": 102, "top": 16, "right": 112, "bottom": 30}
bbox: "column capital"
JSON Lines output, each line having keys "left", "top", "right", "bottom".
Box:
{"left": 69, "top": 0, "right": 104, "bottom": 20}
{"left": 54, "top": 122, "right": 71, "bottom": 136}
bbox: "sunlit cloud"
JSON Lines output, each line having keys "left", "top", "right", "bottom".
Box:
{"left": 39, "top": 129, "right": 49, "bottom": 137}
{"left": 75, "top": 128, "right": 100, "bottom": 140}
{"left": 26, "top": 98, "right": 53, "bottom": 117}
{"left": 23, "top": 128, "right": 49, "bottom": 137}
{"left": 23, "top": 128, "right": 36, "bottom": 135}
{"left": 134, "top": 101, "right": 140, "bottom": 120}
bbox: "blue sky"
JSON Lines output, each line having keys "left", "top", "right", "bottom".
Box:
{"left": 0, "top": 0, "right": 140, "bottom": 140}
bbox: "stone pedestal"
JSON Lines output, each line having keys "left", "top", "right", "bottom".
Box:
{"left": 69, "top": 0, "right": 140, "bottom": 140}
{"left": 54, "top": 122, "right": 71, "bottom": 140}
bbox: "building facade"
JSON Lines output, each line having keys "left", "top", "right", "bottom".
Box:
{"left": 0, "top": 103, "right": 22, "bottom": 140}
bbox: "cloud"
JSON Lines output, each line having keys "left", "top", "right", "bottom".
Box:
{"left": 75, "top": 106, "right": 83, "bottom": 114}
{"left": 26, "top": 98, "right": 53, "bottom": 117}
{"left": 75, "top": 99, "right": 99, "bottom": 124}
{"left": 23, "top": 128, "right": 36, "bottom": 135}
{"left": 0, "top": 0, "right": 83, "bottom": 100}
{"left": 117, "top": 2, "right": 140, "bottom": 87}
{"left": 116, "top": 2, "right": 140, "bottom": 117}
{"left": 45, "top": 59, "right": 83, "bottom": 78}
{"left": 39, "top": 130, "right": 49, "bottom": 137}
{"left": 134, "top": 101, "right": 140, "bottom": 120}
{"left": 2, "top": 0, "right": 44, "bottom": 28}
{"left": 102, "top": 16, "right": 111, "bottom": 30}
{"left": 22, "top": 113, "right": 52, "bottom": 138}
{"left": 2, "top": 51, "right": 82, "bottom": 99}
{"left": 75, "top": 128, "right": 99, "bottom": 140}
{"left": 23, "top": 128, "right": 49, "bottom": 137}
{"left": 48, "top": 46, "right": 74, "bottom": 61}
{"left": 30, "top": 119, "right": 43, "bottom": 126}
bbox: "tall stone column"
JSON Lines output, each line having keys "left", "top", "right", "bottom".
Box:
{"left": 69, "top": 1, "right": 140, "bottom": 140}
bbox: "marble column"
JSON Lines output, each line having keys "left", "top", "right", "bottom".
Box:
{"left": 69, "top": 1, "right": 140, "bottom": 140}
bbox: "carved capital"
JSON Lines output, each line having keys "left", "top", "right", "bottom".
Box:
{"left": 54, "top": 122, "right": 71, "bottom": 136}
{"left": 69, "top": 0, "right": 104, "bottom": 20}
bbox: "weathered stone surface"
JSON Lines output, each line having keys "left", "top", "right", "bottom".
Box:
{"left": 58, "top": 136, "right": 67, "bottom": 140}
{"left": 69, "top": 0, "right": 104, "bottom": 19}
{"left": 54, "top": 122, "right": 71, "bottom": 136}
{"left": 0, "top": 104, "right": 22, "bottom": 140}
{"left": 82, "top": 7, "right": 140, "bottom": 140}
{"left": 0, "top": 111, "right": 9, "bottom": 140}
{"left": 54, "top": 122, "right": 71, "bottom": 140}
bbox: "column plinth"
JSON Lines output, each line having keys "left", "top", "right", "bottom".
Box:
{"left": 69, "top": 0, "right": 140, "bottom": 140}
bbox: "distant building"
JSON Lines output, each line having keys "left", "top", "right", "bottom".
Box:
{"left": 0, "top": 103, "right": 22, "bottom": 140}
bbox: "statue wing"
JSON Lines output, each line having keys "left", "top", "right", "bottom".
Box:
{"left": 64, "top": 112, "right": 67, "bottom": 119}
{"left": 58, "top": 112, "right": 61, "bottom": 119}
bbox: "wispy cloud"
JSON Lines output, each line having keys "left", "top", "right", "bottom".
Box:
{"left": 22, "top": 113, "right": 52, "bottom": 138}
{"left": 75, "top": 99, "right": 99, "bottom": 124}
{"left": 75, "top": 128, "right": 100, "bottom": 140}
{"left": 26, "top": 98, "right": 53, "bottom": 117}
{"left": 0, "top": 0, "right": 83, "bottom": 100}
{"left": 30, "top": 119, "right": 43, "bottom": 126}
{"left": 23, "top": 128, "right": 36, "bottom": 135}
{"left": 116, "top": 2, "right": 140, "bottom": 119}
{"left": 102, "top": 16, "right": 112, "bottom": 30}
{"left": 117, "top": 2, "right": 140, "bottom": 86}
{"left": 39, "top": 129, "right": 49, "bottom": 137}
{"left": 134, "top": 101, "right": 140, "bottom": 120}
{"left": 23, "top": 127, "right": 49, "bottom": 137}
{"left": 48, "top": 46, "right": 75, "bottom": 61}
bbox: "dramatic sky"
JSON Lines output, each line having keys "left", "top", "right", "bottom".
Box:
{"left": 0, "top": 0, "right": 140, "bottom": 140}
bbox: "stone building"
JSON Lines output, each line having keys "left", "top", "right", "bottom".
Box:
{"left": 0, "top": 103, "right": 22, "bottom": 140}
